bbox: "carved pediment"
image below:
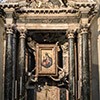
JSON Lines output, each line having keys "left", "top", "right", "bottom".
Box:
{"left": 28, "top": 0, "right": 67, "bottom": 8}
{"left": 0, "top": 0, "right": 67, "bottom": 8}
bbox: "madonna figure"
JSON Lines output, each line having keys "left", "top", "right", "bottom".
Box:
{"left": 41, "top": 53, "right": 52, "bottom": 68}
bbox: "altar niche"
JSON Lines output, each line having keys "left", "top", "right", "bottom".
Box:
{"left": 25, "top": 30, "right": 70, "bottom": 100}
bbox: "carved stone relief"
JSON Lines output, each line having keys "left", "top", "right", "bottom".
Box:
{"left": 36, "top": 85, "right": 60, "bottom": 100}
{"left": 61, "top": 42, "right": 69, "bottom": 75}
{"left": 28, "top": 0, "right": 66, "bottom": 8}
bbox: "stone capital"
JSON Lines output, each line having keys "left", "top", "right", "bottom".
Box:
{"left": 80, "top": 24, "right": 89, "bottom": 34}
{"left": 5, "top": 24, "right": 14, "bottom": 34}
{"left": 66, "top": 29, "right": 75, "bottom": 39}
{"left": 17, "top": 27, "right": 27, "bottom": 38}
{"left": 66, "top": 24, "right": 78, "bottom": 39}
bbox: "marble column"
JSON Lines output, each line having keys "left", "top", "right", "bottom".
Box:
{"left": 67, "top": 30, "right": 75, "bottom": 100}
{"left": 12, "top": 28, "right": 17, "bottom": 100}
{"left": 98, "top": 33, "right": 100, "bottom": 100}
{"left": 98, "top": 16, "right": 100, "bottom": 100}
{"left": 81, "top": 26, "right": 90, "bottom": 100}
{"left": 4, "top": 25, "right": 13, "bottom": 100}
{"left": 77, "top": 31, "right": 83, "bottom": 99}
{"left": 17, "top": 28, "right": 26, "bottom": 100}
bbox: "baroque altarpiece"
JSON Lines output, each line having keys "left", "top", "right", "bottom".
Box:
{"left": 0, "top": 0, "right": 98, "bottom": 100}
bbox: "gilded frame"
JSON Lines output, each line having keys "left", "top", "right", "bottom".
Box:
{"left": 36, "top": 44, "right": 58, "bottom": 76}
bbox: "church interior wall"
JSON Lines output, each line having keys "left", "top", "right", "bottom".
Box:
{"left": 0, "top": 18, "right": 5, "bottom": 100}
{"left": 90, "top": 14, "right": 99, "bottom": 100}
{"left": 91, "top": 1, "right": 100, "bottom": 100}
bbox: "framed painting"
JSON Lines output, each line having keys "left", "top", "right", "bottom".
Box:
{"left": 36, "top": 44, "right": 58, "bottom": 76}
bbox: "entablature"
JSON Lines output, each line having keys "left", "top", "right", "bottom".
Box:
{"left": 0, "top": 1, "right": 98, "bottom": 30}
{"left": 16, "top": 23, "right": 79, "bottom": 30}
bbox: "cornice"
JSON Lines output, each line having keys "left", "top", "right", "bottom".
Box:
{"left": 74, "top": 2, "right": 96, "bottom": 8}
{"left": 0, "top": 2, "right": 97, "bottom": 14}
{"left": 0, "top": 1, "right": 98, "bottom": 25}
{"left": 0, "top": 3, "right": 19, "bottom": 8}
{"left": 16, "top": 7, "right": 78, "bottom": 15}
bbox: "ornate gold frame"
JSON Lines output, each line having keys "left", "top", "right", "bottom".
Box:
{"left": 36, "top": 44, "right": 58, "bottom": 76}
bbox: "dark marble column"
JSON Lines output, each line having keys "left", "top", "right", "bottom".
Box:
{"left": 67, "top": 30, "right": 75, "bottom": 100}
{"left": 81, "top": 26, "right": 90, "bottom": 100}
{"left": 12, "top": 29, "right": 17, "bottom": 100}
{"left": 4, "top": 25, "right": 13, "bottom": 100}
{"left": 17, "top": 28, "right": 26, "bottom": 100}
